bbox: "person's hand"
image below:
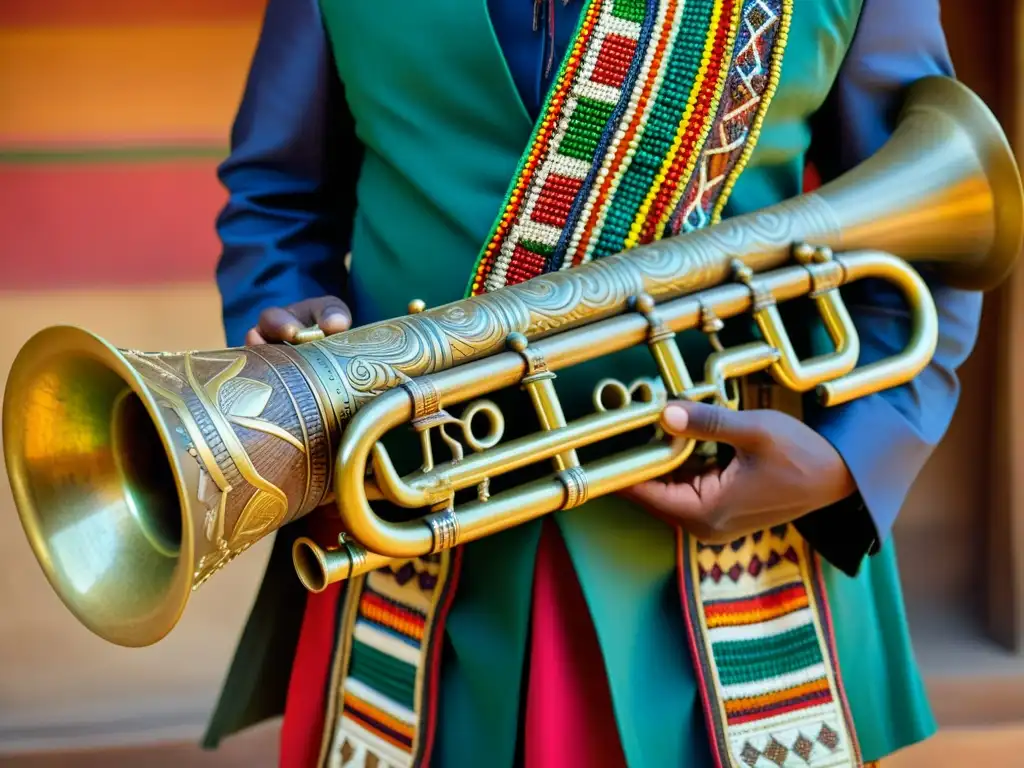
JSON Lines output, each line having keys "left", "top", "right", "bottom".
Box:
{"left": 622, "top": 400, "right": 857, "bottom": 543}
{"left": 244, "top": 296, "right": 352, "bottom": 346}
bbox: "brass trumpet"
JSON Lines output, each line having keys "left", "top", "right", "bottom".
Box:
{"left": 4, "top": 76, "right": 1022, "bottom": 648}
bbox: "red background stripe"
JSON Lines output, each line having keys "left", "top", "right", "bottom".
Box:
{"left": 0, "top": 162, "right": 225, "bottom": 290}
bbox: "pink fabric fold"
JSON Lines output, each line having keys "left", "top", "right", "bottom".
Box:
{"left": 524, "top": 520, "right": 628, "bottom": 768}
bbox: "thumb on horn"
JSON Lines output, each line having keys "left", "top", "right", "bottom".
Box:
{"left": 661, "top": 400, "right": 768, "bottom": 451}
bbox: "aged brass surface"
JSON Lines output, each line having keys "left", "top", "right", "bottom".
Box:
{"left": 4, "top": 76, "right": 1022, "bottom": 647}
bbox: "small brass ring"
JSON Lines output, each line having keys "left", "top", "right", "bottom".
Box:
{"left": 459, "top": 399, "right": 505, "bottom": 452}
{"left": 593, "top": 379, "right": 631, "bottom": 412}
{"left": 426, "top": 508, "right": 461, "bottom": 553}
{"left": 628, "top": 378, "right": 659, "bottom": 405}
{"left": 404, "top": 379, "right": 441, "bottom": 420}
{"left": 339, "top": 532, "right": 368, "bottom": 574}
{"left": 557, "top": 467, "right": 590, "bottom": 510}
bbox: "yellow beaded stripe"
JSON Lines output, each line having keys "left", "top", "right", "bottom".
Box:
{"left": 672, "top": 0, "right": 793, "bottom": 234}
{"left": 470, "top": 0, "right": 735, "bottom": 293}
{"left": 469, "top": 0, "right": 799, "bottom": 294}
{"left": 565, "top": 0, "right": 685, "bottom": 265}
{"left": 487, "top": 0, "right": 651, "bottom": 289}
{"left": 649, "top": 0, "right": 743, "bottom": 237}
{"left": 469, "top": 0, "right": 604, "bottom": 295}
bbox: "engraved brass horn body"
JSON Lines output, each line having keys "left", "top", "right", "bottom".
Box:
{"left": 4, "top": 76, "right": 1023, "bottom": 648}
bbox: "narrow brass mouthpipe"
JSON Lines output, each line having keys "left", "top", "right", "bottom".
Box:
{"left": 292, "top": 536, "right": 391, "bottom": 591}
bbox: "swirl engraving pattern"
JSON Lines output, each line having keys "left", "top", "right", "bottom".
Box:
{"left": 296, "top": 193, "right": 841, "bottom": 422}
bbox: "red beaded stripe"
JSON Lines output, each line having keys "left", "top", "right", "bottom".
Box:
{"left": 703, "top": 583, "right": 809, "bottom": 627}
{"left": 471, "top": 0, "right": 604, "bottom": 295}
{"left": 531, "top": 173, "right": 585, "bottom": 228}
{"left": 571, "top": 0, "right": 679, "bottom": 265}
{"left": 727, "top": 688, "right": 834, "bottom": 726}
{"left": 591, "top": 33, "right": 638, "bottom": 88}
{"left": 636, "top": 0, "right": 735, "bottom": 243}
{"left": 342, "top": 692, "right": 416, "bottom": 749}
{"left": 505, "top": 243, "right": 550, "bottom": 285}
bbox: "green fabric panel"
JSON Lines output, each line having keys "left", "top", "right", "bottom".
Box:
{"left": 825, "top": 543, "right": 938, "bottom": 760}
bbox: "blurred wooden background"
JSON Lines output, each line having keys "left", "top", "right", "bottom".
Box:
{"left": 2, "top": 0, "right": 1024, "bottom": 765}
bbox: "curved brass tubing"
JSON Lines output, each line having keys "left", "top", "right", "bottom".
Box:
{"left": 292, "top": 535, "right": 392, "bottom": 592}
{"left": 818, "top": 251, "right": 938, "bottom": 407}
{"left": 370, "top": 396, "right": 669, "bottom": 510}
{"left": 303, "top": 435, "right": 696, "bottom": 591}
{"left": 332, "top": 379, "right": 696, "bottom": 560}
{"left": 325, "top": 249, "right": 951, "bottom": 566}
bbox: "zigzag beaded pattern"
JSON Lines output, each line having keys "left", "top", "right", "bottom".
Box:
{"left": 626, "top": 0, "right": 740, "bottom": 247}
{"left": 599, "top": 0, "right": 727, "bottom": 254}
{"left": 669, "top": 0, "right": 788, "bottom": 235}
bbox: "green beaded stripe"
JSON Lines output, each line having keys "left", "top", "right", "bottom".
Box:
{"left": 464, "top": 0, "right": 602, "bottom": 297}
{"left": 593, "top": 0, "right": 716, "bottom": 258}
{"left": 519, "top": 239, "right": 555, "bottom": 257}
{"left": 711, "top": 624, "right": 823, "bottom": 687}
{"left": 348, "top": 639, "right": 418, "bottom": 710}
{"left": 612, "top": 0, "right": 647, "bottom": 23}
{"left": 561, "top": 97, "right": 620, "bottom": 162}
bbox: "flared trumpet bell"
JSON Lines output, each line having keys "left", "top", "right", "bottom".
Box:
{"left": 4, "top": 328, "right": 195, "bottom": 647}
{"left": 4, "top": 327, "right": 343, "bottom": 646}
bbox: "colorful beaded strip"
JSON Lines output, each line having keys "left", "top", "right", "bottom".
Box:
{"left": 670, "top": 0, "right": 793, "bottom": 235}
{"left": 680, "top": 526, "right": 862, "bottom": 768}
{"left": 319, "top": 553, "right": 460, "bottom": 767}
{"left": 467, "top": 0, "right": 794, "bottom": 295}
{"left": 465, "top": 0, "right": 861, "bottom": 765}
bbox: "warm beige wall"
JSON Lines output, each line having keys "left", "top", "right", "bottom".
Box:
{"left": 0, "top": 287, "right": 274, "bottom": 753}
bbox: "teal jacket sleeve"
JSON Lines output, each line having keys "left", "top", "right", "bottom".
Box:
{"left": 795, "top": 0, "right": 983, "bottom": 575}
{"left": 214, "top": 0, "right": 361, "bottom": 347}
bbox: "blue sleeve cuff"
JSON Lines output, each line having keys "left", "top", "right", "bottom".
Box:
{"left": 214, "top": 0, "right": 358, "bottom": 348}
{"left": 795, "top": 393, "right": 933, "bottom": 576}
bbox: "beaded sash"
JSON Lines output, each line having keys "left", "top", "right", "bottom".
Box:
{"left": 319, "top": 0, "right": 864, "bottom": 766}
